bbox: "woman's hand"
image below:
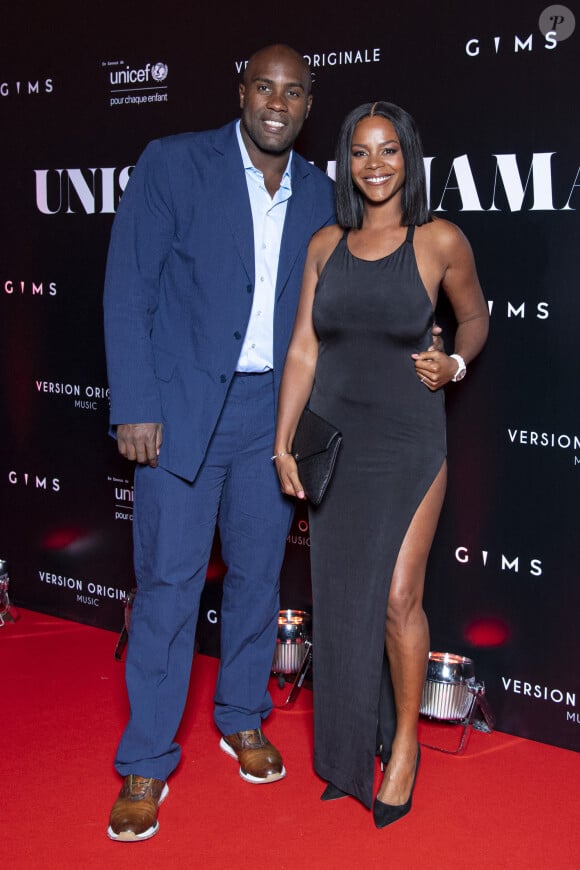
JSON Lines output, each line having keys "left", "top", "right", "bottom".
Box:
{"left": 274, "top": 453, "right": 306, "bottom": 500}
{"left": 411, "top": 350, "right": 459, "bottom": 391}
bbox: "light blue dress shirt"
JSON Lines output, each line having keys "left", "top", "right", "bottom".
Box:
{"left": 235, "top": 120, "right": 293, "bottom": 372}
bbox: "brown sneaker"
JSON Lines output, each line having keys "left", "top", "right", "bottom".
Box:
{"left": 107, "top": 774, "right": 169, "bottom": 842}
{"left": 219, "top": 728, "right": 286, "bottom": 783}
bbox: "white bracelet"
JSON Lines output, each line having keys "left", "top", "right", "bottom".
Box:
{"left": 271, "top": 451, "right": 291, "bottom": 461}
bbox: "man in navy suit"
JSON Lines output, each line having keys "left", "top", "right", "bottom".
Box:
{"left": 103, "top": 44, "right": 335, "bottom": 842}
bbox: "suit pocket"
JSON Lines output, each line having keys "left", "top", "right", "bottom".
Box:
{"left": 153, "top": 346, "right": 177, "bottom": 382}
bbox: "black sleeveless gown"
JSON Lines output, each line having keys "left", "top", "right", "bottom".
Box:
{"left": 308, "top": 226, "right": 446, "bottom": 809}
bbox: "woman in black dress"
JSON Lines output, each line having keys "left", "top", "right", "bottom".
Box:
{"left": 273, "top": 102, "right": 488, "bottom": 827}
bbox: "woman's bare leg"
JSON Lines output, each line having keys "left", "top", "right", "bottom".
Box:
{"left": 376, "top": 462, "right": 447, "bottom": 805}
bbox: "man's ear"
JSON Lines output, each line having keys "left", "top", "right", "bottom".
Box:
{"left": 239, "top": 83, "right": 245, "bottom": 109}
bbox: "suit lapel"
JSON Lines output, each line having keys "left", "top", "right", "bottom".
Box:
{"left": 212, "top": 123, "right": 255, "bottom": 284}
{"left": 276, "top": 156, "right": 314, "bottom": 300}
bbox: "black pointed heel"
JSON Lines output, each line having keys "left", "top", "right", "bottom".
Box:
{"left": 320, "top": 783, "right": 348, "bottom": 801}
{"left": 373, "top": 747, "right": 421, "bottom": 829}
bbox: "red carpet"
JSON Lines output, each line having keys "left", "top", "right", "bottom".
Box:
{"left": 3, "top": 609, "right": 579, "bottom": 869}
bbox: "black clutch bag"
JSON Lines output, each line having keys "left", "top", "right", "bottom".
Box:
{"left": 292, "top": 408, "right": 343, "bottom": 506}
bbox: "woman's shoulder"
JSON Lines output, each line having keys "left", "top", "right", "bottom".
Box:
{"left": 415, "top": 217, "right": 472, "bottom": 255}
{"left": 310, "top": 223, "right": 343, "bottom": 248}
{"left": 418, "top": 216, "right": 470, "bottom": 243}
{"left": 306, "top": 224, "right": 344, "bottom": 275}
{"left": 308, "top": 224, "right": 343, "bottom": 257}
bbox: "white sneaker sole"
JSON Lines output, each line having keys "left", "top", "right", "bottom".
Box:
{"left": 107, "top": 782, "right": 169, "bottom": 842}
{"left": 219, "top": 737, "right": 286, "bottom": 784}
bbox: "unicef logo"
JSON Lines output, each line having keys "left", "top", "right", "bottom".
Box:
{"left": 151, "top": 62, "right": 168, "bottom": 82}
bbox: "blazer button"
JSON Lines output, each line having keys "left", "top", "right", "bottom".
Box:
{"left": 220, "top": 374, "right": 227, "bottom": 383}
{"left": 246, "top": 284, "right": 253, "bottom": 294}
{"left": 234, "top": 331, "right": 241, "bottom": 340}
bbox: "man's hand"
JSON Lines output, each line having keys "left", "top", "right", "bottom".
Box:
{"left": 116, "top": 423, "right": 163, "bottom": 467}
{"left": 429, "top": 322, "right": 444, "bottom": 352}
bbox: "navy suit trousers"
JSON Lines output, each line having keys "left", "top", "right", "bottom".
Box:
{"left": 114, "top": 371, "right": 294, "bottom": 780}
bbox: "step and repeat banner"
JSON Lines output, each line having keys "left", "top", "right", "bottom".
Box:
{"left": 1, "top": 1, "right": 578, "bottom": 751}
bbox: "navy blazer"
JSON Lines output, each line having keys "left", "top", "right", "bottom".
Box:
{"left": 104, "top": 120, "right": 335, "bottom": 482}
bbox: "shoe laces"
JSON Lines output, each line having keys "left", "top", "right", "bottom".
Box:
{"left": 239, "top": 728, "right": 267, "bottom": 747}
{"left": 127, "top": 775, "right": 156, "bottom": 798}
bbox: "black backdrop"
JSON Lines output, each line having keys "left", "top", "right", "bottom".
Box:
{"left": 1, "top": 0, "right": 579, "bottom": 751}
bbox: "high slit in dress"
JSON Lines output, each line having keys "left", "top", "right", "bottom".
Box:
{"left": 308, "top": 225, "right": 446, "bottom": 809}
